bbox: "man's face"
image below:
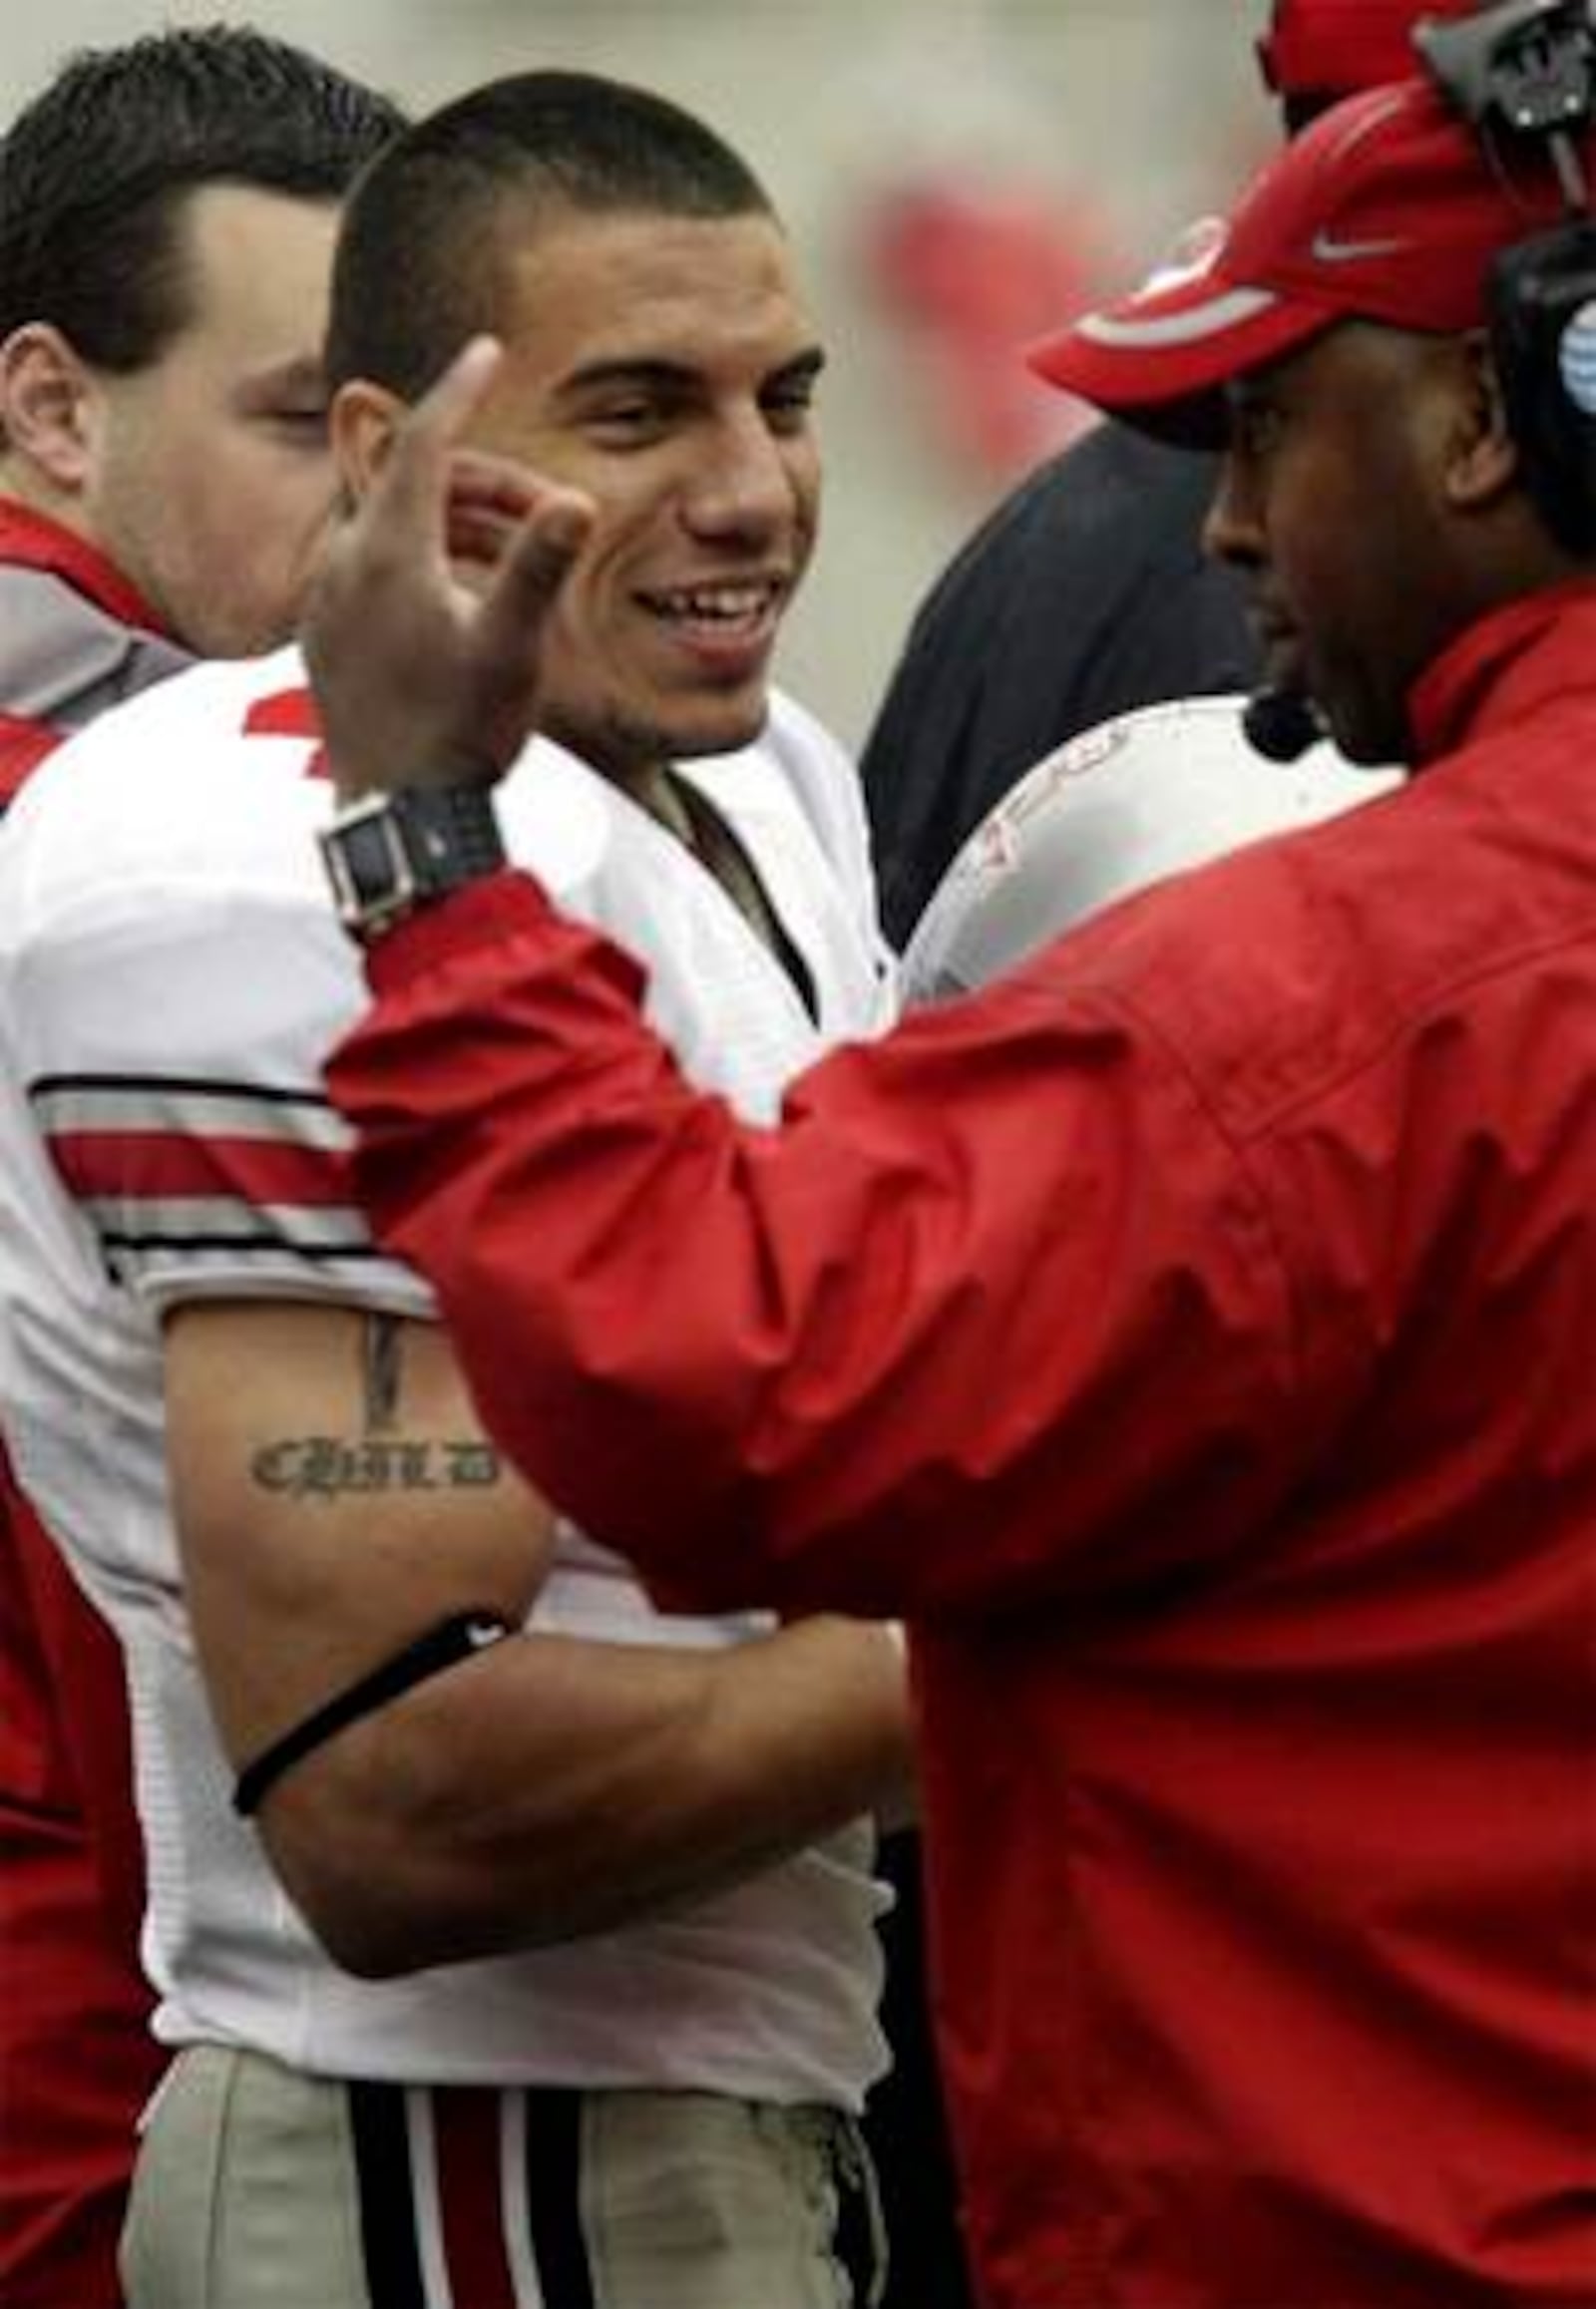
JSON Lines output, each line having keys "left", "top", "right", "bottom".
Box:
{"left": 458, "top": 203, "right": 823, "bottom": 786}
{"left": 1205, "top": 321, "right": 1469, "bottom": 764}
{"left": 86, "top": 185, "right": 341, "bottom": 657}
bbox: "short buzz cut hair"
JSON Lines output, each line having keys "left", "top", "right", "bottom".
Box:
{"left": 324, "top": 70, "right": 777, "bottom": 401}
{"left": 0, "top": 23, "right": 405, "bottom": 368}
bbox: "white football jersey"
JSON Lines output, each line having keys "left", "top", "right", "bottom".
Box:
{"left": 0, "top": 645, "right": 897, "bottom": 2101}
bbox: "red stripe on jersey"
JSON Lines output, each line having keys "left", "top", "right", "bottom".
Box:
{"left": 243, "top": 688, "right": 320, "bottom": 739}
{"left": 0, "top": 714, "right": 60, "bottom": 807}
{"left": 432, "top": 2090, "right": 520, "bottom": 2309}
{"left": 48, "top": 1130, "right": 350, "bottom": 1210}
{"left": 242, "top": 687, "right": 329, "bottom": 780}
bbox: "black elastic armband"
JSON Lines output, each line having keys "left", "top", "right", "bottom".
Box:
{"left": 232, "top": 1609, "right": 514, "bottom": 1817}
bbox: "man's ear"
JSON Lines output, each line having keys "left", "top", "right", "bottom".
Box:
{"left": 1441, "top": 329, "right": 1521, "bottom": 511}
{"left": 328, "top": 378, "right": 408, "bottom": 502}
{"left": 0, "top": 324, "right": 100, "bottom": 493}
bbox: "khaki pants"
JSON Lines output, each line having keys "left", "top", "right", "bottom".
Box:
{"left": 124, "top": 2045, "right": 887, "bottom": 2309}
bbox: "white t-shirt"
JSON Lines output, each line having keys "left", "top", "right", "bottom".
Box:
{"left": 0, "top": 645, "right": 898, "bottom": 2105}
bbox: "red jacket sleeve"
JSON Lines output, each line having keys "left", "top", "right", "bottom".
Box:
{"left": 329, "top": 871, "right": 1303, "bottom": 1623}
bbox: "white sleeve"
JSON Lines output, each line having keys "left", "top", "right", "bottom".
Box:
{"left": 0, "top": 679, "right": 434, "bottom": 1323}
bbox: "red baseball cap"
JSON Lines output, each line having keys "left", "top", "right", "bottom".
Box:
{"left": 1258, "top": 1, "right": 1487, "bottom": 100}
{"left": 1030, "top": 80, "right": 1591, "bottom": 443}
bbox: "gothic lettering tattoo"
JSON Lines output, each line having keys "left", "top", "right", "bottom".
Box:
{"left": 250, "top": 1436, "right": 502, "bottom": 1498}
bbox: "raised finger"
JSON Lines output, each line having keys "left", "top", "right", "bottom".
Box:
{"left": 372, "top": 336, "right": 507, "bottom": 542}
{"left": 478, "top": 487, "right": 596, "bottom": 647}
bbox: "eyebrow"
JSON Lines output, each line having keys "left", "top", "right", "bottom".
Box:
{"left": 556, "top": 345, "right": 827, "bottom": 400}
{"left": 770, "top": 347, "right": 827, "bottom": 385}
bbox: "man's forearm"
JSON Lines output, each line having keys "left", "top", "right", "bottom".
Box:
{"left": 261, "top": 1611, "right": 911, "bottom": 1977}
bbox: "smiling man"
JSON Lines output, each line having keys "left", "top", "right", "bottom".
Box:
{"left": 0, "top": 71, "right": 910, "bottom": 2309}
{"left": 322, "top": 104, "right": 827, "bottom": 853}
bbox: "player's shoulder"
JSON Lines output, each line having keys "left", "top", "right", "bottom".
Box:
{"left": 733, "top": 692, "right": 886, "bottom": 956}
{"left": 20, "top": 641, "right": 313, "bottom": 794}
{"left": 0, "top": 645, "right": 328, "bottom": 939}
{"left": 736, "top": 686, "right": 863, "bottom": 831}
{"left": 760, "top": 686, "right": 855, "bottom": 781}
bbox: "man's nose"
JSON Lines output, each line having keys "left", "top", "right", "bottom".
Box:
{"left": 1201, "top": 453, "right": 1264, "bottom": 569}
{"left": 682, "top": 410, "right": 801, "bottom": 538}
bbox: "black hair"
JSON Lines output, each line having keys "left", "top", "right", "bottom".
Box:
{"left": 0, "top": 23, "right": 405, "bottom": 366}
{"left": 325, "top": 70, "right": 775, "bottom": 399}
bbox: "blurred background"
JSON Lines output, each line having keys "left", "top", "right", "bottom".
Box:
{"left": 1, "top": 0, "right": 1275, "bottom": 747}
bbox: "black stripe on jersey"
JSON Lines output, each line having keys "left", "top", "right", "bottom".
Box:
{"left": 348, "top": 2083, "right": 428, "bottom": 2309}
{"left": 101, "top": 1230, "right": 386, "bottom": 1260}
{"left": 28, "top": 1070, "right": 332, "bottom": 1109}
{"left": 523, "top": 2089, "right": 598, "bottom": 2308}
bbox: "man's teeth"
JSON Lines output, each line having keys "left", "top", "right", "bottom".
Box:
{"left": 650, "top": 584, "right": 775, "bottom": 623}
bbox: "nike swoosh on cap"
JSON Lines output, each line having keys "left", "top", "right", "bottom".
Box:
{"left": 1310, "top": 228, "right": 1409, "bottom": 263}
{"left": 1075, "top": 287, "right": 1280, "bottom": 350}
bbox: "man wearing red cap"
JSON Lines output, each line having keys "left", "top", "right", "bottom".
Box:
{"left": 861, "top": 0, "right": 1490, "bottom": 949}
{"left": 293, "top": 16, "right": 1596, "bottom": 2300}
{"left": 859, "top": 19, "right": 1484, "bottom": 2297}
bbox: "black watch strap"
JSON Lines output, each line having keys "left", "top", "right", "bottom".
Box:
{"left": 321, "top": 784, "right": 508, "bottom": 942}
{"left": 407, "top": 785, "right": 510, "bottom": 883}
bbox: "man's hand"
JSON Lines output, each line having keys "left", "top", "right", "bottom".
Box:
{"left": 304, "top": 337, "right": 595, "bottom": 802}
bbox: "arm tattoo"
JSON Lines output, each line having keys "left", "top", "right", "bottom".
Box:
{"left": 245, "top": 1314, "right": 504, "bottom": 1495}
{"left": 362, "top": 1314, "right": 403, "bottom": 1434}
{"left": 249, "top": 1435, "right": 502, "bottom": 1497}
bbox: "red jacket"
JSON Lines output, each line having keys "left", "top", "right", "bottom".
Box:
{"left": 0, "top": 502, "right": 167, "bottom": 2307}
{"left": 331, "top": 584, "right": 1596, "bottom": 2307}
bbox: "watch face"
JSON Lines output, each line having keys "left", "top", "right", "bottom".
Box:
{"left": 333, "top": 809, "right": 412, "bottom": 912}
{"left": 321, "top": 800, "right": 417, "bottom": 938}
